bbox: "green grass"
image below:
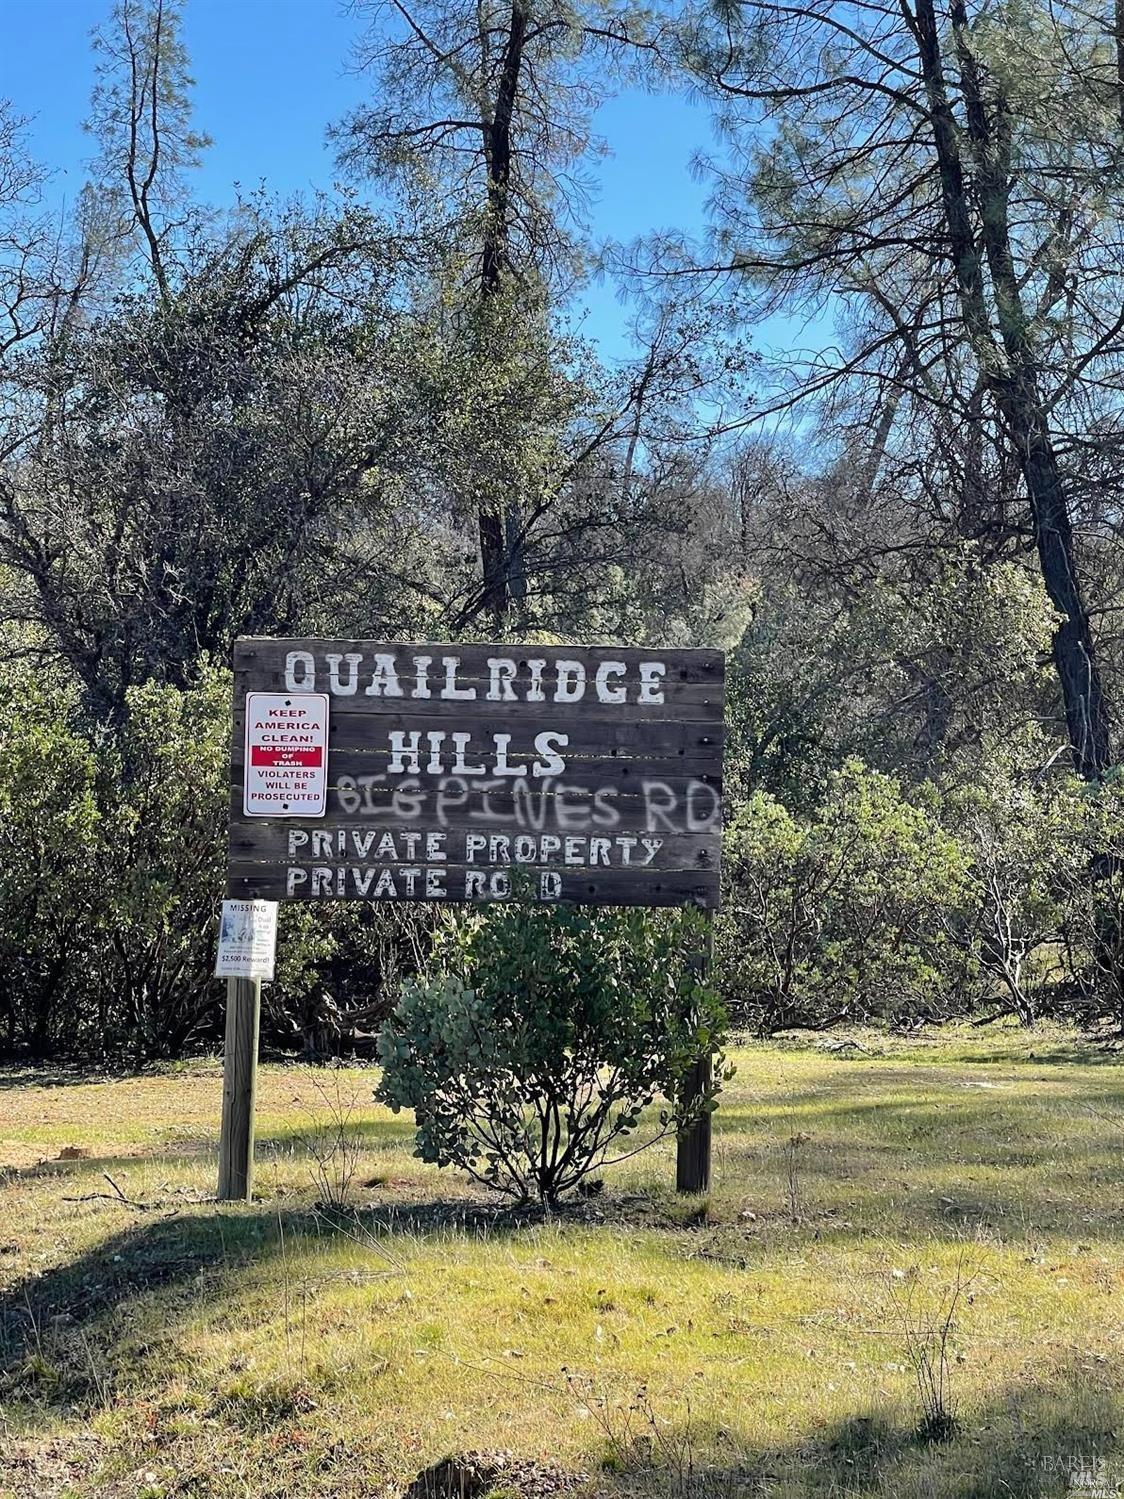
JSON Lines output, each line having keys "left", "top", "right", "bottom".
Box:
{"left": 1, "top": 1025, "right": 1123, "bottom": 1497}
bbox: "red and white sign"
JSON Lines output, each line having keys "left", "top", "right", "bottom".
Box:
{"left": 243, "top": 692, "right": 329, "bottom": 818}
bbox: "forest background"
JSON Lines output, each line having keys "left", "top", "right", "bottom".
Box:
{"left": 3, "top": 0, "right": 1124, "bottom": 1060}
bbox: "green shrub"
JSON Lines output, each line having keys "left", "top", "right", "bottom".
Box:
{"left": 720, "top": 760, "right": 970, "bottom": 1032}
{"left": 1060, "top": 772, "right": 1124, "bottom": 1028}
{"left": 376, "top": 902, "right": 727, "bottom": 1205}
{"left": 948, "top": 770, "right": 1085, "bottom": 1025}
{"left": 93, "top": 670, "right": 230, "bottom": 1056}
{"left": 0, "top": 657, "right": 430, "bottom": 1059}
{"left": 0, "top": 666, "right": 101, "bottom": 1054}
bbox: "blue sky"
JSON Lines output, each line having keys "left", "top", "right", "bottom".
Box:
{"left": 1, "top": 0, "right": 722, "bottom": 361}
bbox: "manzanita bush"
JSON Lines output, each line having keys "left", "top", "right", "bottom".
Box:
{"left": 376, "top": 901, "right": 729, "bottom": 1205}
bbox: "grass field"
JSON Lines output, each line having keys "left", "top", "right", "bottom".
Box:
{"left": 2, "top": 1027, "right": 1123, "bottom": 1498}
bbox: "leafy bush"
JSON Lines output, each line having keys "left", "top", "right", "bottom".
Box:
{"left": 377, "top": 902, "right": 728, "bottom": 1205}
{"left": 949, "top": 770, "right": 1085, "bottom": 1025}
{"left": 0, "top": 657, "right": 430, "bottom": 1059}
{"left": 720, "top": 760, "right": 971, "bottom": 1032}
{"left": 1060, "top": 772, "right": 1124, "bottom": 1028}
{"left": 0, "top": 665, "right": 101, "bottom": 1055}
{"left": 268, "top": 902, "right": 436, "bottom": 1058}
{"left": 93, "top": 670, "right": 231, "bottom": 1056}
{"left": 0, "top": 663, "right": 231, "bottom": 1057}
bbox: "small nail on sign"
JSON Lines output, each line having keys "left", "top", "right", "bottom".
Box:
{"left": 215, "top": 899, "right": 279, "bottom": 980}
{"left": 243, "top": 691, "right": 329, "bottom": 818}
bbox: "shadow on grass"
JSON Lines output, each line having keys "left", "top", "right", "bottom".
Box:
{"left": 0, "top": 1066, "right": 147, "bottom": 1092}
{"left": 710, "top": 1080, "right": 1124, "bottom": 1241}
{"left": 2, "top": 1185, "right": 1122, "bottom": 1496}
{"left": 257, "top": 1116, "right": 417, "bottom": 1155}
{"left": 0, "top": 1195, "right": 547, "bottom": 1413}
{"left": 0, "top": 1062, "right": 224, "bottom": 1091}
{"left": 593, "top": 1369, "right": 1122, "bottom": 1499}
{"left": 0, "top": 1117, "right": 416, "bottom": 1181}
{"left": 2, "top": 1148, "right": 214, "bottom": 1183}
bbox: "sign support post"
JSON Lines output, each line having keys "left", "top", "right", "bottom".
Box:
{"left": 676, "top": 909, "right": 715, "bottom": 1194}
{"left": 218, "top": 975, "right": 262, "bottom": 1201}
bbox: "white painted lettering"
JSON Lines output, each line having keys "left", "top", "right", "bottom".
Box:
{"left": 392, "top": 779, "right": 425, "bottom": 819}
{"left": 426, "top": 731, "right": 446, "bottom": 774}
{"left": 442, "top": 656, "right": 477, "bottom": 700}
{"left": 493, "top": 733, "right": 528, "bottom": 778}
{"left": 326, "top": 652, "right": 362, "bottom": 695}
{"left": 412, "top": 655, "right": 433, "bottom": 699}
{"left": 592, "top": 788, "right": 620, "bottom": 827}
{"left": 594, "top": 660, "right": 627, "bottom": 703}
{"left": 477, "top": 780, "right": 516, "bottom": 823}
{"left": 555, "top": 660, "right": 585, "bottom": 702}
{"left": 284, "top": 651, "right": 316, "bottom": 691}
{"left": 365, "top": 653, "right": 403, "bottom": 697}
{"left": 525, "top": 658, "right": 547, "bottom": 702}
{"left": 638, "top": 662, "right": 666, "bottom": 704}
{"left": 435, "top": 776, "right": 470, "bottom": 826}
{"left": 388, "top": 730, "right": 422, "bottom": 774}
{"left": 555, "top": 785, "right": 589, "bottom": 830}
{"left": 532, "top": 731, "right": 567, "bottom": 777}
{"left": 643, "top": 780, "right": 679, "bottom": 832}
{"left": 452, "top": 733, "right": 486, "bottom": 775}
{"left": 686, "top": 780, "right": 721, "bottom": 832}
{"left": 486, "top": 657, "right": 518, "bottom": 701}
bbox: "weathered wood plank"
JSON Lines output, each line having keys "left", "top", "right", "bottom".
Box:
{"left": 227, "top": 861, "right": 722, "bottom": 909}
{"left": 230, "top": 747, "right": 722, "bottom": 785}
{"left": 232, "top": 708, "right": 725, "bottom": 758}
{"left": 226, "top": 779, "right": 723, "bottom": 821}
{"left": 232, "top": 675, "right": 725, "bottom": 720}
{"left": 229, "top": 823, "right": 720, "bottom": 871}
{"left": 234, "top": 638, "right": 724, "bottom": 682}
{"left": 227, "top": 773, "right": 724, "bottom": 833}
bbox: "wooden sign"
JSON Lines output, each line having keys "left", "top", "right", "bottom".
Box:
{"left": 227, "top": 640, "right": 724, "bottom": 908}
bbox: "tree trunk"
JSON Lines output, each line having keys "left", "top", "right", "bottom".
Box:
{"left": 471, "top": 0, "right": 531, "bottom": 625}
{"left": 911, "top": 0, "right": 1112, "bottom": 777}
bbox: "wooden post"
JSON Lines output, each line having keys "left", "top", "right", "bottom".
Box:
{"left": 676, "top": 910, "right": 715, "bottom": 1194}
{"left": 218, "top": 975, "right": 261, "bottom": 1201}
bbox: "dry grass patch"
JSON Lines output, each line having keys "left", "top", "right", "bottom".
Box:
{"left": 1, "top": 1026, "right": 1122, "bottom": 1497}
